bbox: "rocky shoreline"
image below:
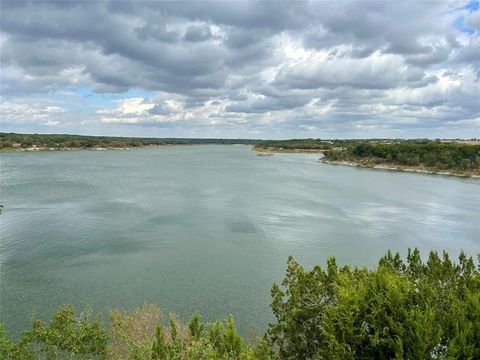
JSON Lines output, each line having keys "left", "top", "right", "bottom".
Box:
{"left": 252, "top": 147, "right": 479, "bottom": 178}
{"left": 321, "top": 159, "right": 480, "bottom": 179}
{"left": 0, "top": 144, "right": 183, "bottom": 152}
{"left": 1, "top": 147, "right": 132, "bottom": 152}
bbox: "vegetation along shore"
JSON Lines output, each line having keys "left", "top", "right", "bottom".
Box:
{"left": 321, "top": 141, "right": 480, "bottom": 178}
{"left": 1, "top": 249, "right": 479, "bottom": 359}
{"left": 0, "top": 133, "right": 260, "bottom": 151}
{"left": 253, "top": 139, "right": 480, "bottom": 178}
{"left": 2, "top": 133, "right": 479, "bottom": 177}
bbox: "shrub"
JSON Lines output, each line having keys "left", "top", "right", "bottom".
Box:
{"left": 268, "top": 250, "right": 480, "bottom": 360}
{"left": 0, "top": 305, "right": 108, "bottom": 359}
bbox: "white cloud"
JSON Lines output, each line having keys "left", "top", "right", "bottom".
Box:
{"left": 275, "top": 51, "right": 428, "bottom": 89}
{"left": 0, "top": 101, "right": 65, "bottom": 125}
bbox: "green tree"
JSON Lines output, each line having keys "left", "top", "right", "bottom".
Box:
{"left": 268, "top": 250, "right": 480, "bottom": 359}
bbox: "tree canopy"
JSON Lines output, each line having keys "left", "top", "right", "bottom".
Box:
{"left": 323, "top": 141, "right": 480, "bottom": 173}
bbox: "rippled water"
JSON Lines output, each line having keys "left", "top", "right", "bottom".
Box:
{"left": 1, "top": 145, "right": 479, "bottom": 336}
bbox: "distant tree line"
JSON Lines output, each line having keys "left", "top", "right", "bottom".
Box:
{"left": 323, "top": 141, "right": 480, "bottom": 173}
{"left": 4, "top": 134, "right": 472, "bottom": 152}
{"left": 252, "top": 138, "right": 459, "bottom": 151}
{"left": 1, "top": 249, "right": 479, "bottom": 359}
{"left": 254, "top": 139, "right": 335, "bottom": 150}
{"left": 0, "top": 133, "right": 261, "bottom": 150}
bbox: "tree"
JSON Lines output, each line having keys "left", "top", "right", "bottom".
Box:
{"left": 268, "top": 250, "right": 480, "bottom": 359}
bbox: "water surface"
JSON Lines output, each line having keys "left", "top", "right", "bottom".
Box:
{"left": 1, "top": 145, "right": 479, "bottom": 336}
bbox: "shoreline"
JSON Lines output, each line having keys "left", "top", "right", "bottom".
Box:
{"left": 252, "top": 147, "right": 480, "bottom": 179}
{"left": 3, "top": 145, "right": 478, "bottom": 179}
{"left": 252, "top": 147, "right": 326, "bottom": 154}
{"left": 0, "top": 147, "right": 135, "bottom": 152}
{"left": 321, "top": 159, "right": 480, "bottom": 179}
{"left": 0, "top": 143, "right": 251, "bottom": 153}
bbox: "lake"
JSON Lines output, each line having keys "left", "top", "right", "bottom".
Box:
{"left": 1, "top": 145, "right": 479, "bottom": 336}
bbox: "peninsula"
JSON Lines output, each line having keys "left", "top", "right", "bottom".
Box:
{"left": 254, "top": 139, "right": 480, "bottom": 178}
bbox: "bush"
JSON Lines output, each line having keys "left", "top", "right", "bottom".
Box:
{"left": 268, "top": 250, "right": 480, "bottom": 360}
{"left": 0, "top": 305, "right": 108, "bottom": 359}
{"left": 1, "top": 249, "right": 478, "bottom": 359}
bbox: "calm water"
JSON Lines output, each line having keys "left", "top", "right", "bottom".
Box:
{"left": 1, "top": 145, "right": 479, "bottom": 336}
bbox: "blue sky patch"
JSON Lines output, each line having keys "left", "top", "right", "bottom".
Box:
{"left": 453, "top": 16, "right": 476, "bottom": 35}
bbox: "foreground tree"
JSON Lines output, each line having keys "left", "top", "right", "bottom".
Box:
{"left": 268, "top": 250, "right": 480, "bottom": 360}
{"left": 0, "top": 305, "right": 108, "bottom": 359}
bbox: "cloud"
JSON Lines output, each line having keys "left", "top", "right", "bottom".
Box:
{"left": 1, "top": 101, "right": 65, "bottom": 126}
{"left": 0, "top": 0, "right": 478, "bottom": 138}
{"left": 273, "top": 51, "right": 432, "bottom": 90}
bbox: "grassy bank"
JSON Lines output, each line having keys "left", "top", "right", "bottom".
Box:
{"left": 1, "top": 249, "right": 479, "bottom": 359}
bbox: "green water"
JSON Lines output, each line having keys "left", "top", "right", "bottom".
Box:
{"left": 1, "top": 145, "right": 479, "bottom": 336}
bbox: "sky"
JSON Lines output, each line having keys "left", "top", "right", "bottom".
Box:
{"left": 0, "top": 0, "right": 479, "bottom": 139}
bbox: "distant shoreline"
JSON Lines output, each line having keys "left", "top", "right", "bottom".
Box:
{"left": 252, "top": 147, "right": 480, "bottom": 178}
{"left": 3, "top": 141, "right": 479, "bottom": 179}
{"left": 320, "top": 159, "right": 480, "bottom": 179}
{"left": 252, "top": 146, "right": 326, "bottom": 154}
{"left": 0, "top": 143, "right": 250, "bottom": 152}
{"left": 0, "top": 132, "right": 260, "bottom": 151}
{"left": 0, "top": 146, "right": 134, "bottom": 152}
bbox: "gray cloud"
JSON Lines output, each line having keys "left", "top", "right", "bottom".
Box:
{"left": 0, "top": 0, "right": 478, "bottom": 138}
